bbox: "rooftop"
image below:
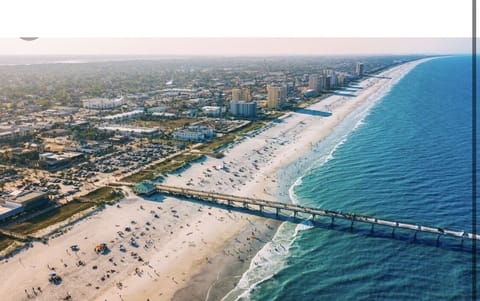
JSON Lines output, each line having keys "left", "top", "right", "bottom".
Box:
{"left": 11, "top": 191, "right": 48, "bottom": 205}
{"left": 97, "top": 125, "right": 159, "bottom": 134}
{"left": 133, "top": 181, "right": 156, "bottom": 195}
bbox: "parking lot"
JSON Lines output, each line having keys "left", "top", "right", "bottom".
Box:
{"left": 0, "top": 141, "right": 182, "bottom": 203}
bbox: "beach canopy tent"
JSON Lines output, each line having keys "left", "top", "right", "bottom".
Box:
{"left": 94, "top": 243, "right": 108, "bottom": 254}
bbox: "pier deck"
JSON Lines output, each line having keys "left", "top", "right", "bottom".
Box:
{"left": 155, "top": 184, "right": 480, "bottom": 241}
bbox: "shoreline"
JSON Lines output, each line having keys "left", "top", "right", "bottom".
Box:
{"left": 184, "top": 58, "right": 433, "bottom": 301}
{"left": 0, "top": 58, "right": 431, "bottom": 301}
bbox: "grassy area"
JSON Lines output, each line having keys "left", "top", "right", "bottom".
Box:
{"left": 122, "top": 153, "right": 204, "bottom": 183}
{"left": 150, "top": 137, "right": 193, "bottom": 147}
{"left": 122, "top": 170, "right": 154, "bottom": 183}
{"left": 5, "top": 201, "right": 97, "bottom": 235}
{"left": 130, "top": 118, "right": 194, "bottom": 129}
{"left": 0, "top": 235, "right": 16, "bottom": 253}
{"left": 78, "top": 186, "right": 124, "bottom": 204}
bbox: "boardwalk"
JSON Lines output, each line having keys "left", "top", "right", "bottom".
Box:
{"left": 155, "top": 184, "right": 480, "bottom": 242}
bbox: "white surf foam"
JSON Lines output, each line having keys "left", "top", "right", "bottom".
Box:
{"left": 220, "top": 222, "right": 297, "bottom": 301}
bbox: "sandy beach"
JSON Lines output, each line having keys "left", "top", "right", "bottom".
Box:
{"left": 0, "top": 59, "right": 430, "bottom": 301}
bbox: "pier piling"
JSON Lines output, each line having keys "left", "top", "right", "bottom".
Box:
{"left": 154, "top": 184, "right": 480, "bottom": 245}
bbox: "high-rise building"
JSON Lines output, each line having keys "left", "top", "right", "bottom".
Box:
{"left": 241, "top": 88, "right": 251, "bottom": 101}
{"left": 231, "top": 88, "right": 241, "bottom": 101}
{"left": 321, "top": 69, "right": 338, "bottom": 89}
{"left": 318, "top": 75, "right": 325, "bottom": 91}
{"left": 232, "top": 87, "right": 251, "bottom": 101}
{"left": 230, "top": 101, "right": 257, "bottom": 117}
{"left": 308, "top": 74, "right": 319, "bottom": 91}
{"left": 267, "top": 84, "right": 287, "bottom": 109}
{"left": 355, "top": 63, "right": 364, "bottom": 77}
{"left": 337, "top": 74, "right": 346, "bottom": 86}
{"left": 330, "top": 74, "right": 338, "bottom": 88}
{"left": 323, "top": 76, "right": 331, "bottom": 90}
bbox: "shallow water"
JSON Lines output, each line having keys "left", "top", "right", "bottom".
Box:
{"left": 227, "top": 56, "right": 477, "bottom": 300}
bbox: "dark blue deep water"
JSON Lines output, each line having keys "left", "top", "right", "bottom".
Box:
{"left": 224, "top": 56, "right": 477, "bottom": 301}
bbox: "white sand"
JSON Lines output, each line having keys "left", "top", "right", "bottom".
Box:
{"left": 0, "top": 59, "right": 430, "bottom": 301}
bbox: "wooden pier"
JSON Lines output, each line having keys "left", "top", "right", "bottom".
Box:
{"left": 156, "top": 184, "right": 480, "bottom": 242}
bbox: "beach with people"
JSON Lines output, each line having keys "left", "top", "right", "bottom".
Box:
{"left": 0, "top": 58, "right": 430, "bottom": 301}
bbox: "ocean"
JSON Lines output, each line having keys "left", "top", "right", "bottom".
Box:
{"left": 223, "top": 56, "right": 477, "bottom": 300}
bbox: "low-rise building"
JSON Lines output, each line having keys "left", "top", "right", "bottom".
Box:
{"left": 0, "top": 191, "right": 50, "bottom": 221}
{"left": 0, "top": 125, "right": 33, "bottom": 142}
{"left": 133, "top": 180, "right": 156, "bottom": 196}
{"left": 173, "top": 126, "right": 215, "bottom": 142}
{"left": 82, "top": 97, "right": 125, "bottom": 110}
{"left": 97, "top": 125, "right": 160, "bottom": 138}
{"left": 77, "top": 141, "right": 112, "bottom": 155}
{"left": 102, "top": 110, "right": 144, "bottom": 122}
{"left": 39, "top": 152, "right": 84, "bottom": 170}
{"left": 9, "top": 191, "right": 49, "bottom": 210}
{"left": 201, "top": 106, "right": 224, "bottom": 117}
{"left": 0, "top": 202, "right": 23, "bottom": 221}
{"left": 303, "top": 89, "right": 319, "bottom": 98}
{"left": 151, "top": 112, "right": 177, "bottom": 118}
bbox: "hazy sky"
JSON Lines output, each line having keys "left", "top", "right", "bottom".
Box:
{"left": 0, "top": 38, "right": 472, "bottom": 56}
{"left": 0, "top": 0, "right": 473, "bottom": 56}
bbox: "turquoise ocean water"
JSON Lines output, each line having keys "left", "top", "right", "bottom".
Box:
{"left": 223, "top": 56, "right": 477, "bottom": 301}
